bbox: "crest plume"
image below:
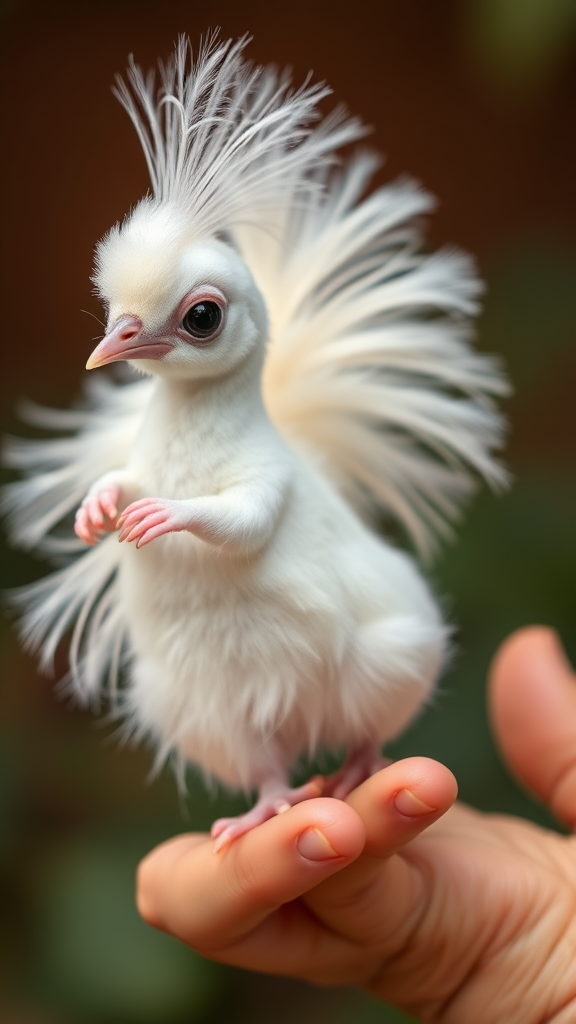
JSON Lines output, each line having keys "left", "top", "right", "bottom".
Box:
{"left": 114, "top": 33, "right": 365, "bottom": 238}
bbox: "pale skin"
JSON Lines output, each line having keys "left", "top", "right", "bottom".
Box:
{"left": 136, "top": 627, "right": 576, "bottom": 1024}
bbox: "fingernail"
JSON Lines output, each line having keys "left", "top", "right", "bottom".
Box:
{"left": 393, "top": 789, "right": 436, "bottom": 817}
{"left": 297, "top": 828, "right": 340, "bottom": 861}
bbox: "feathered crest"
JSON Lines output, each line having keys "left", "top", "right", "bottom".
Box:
{"left": 114, "top": 32, "right": 365, "bottom": 237}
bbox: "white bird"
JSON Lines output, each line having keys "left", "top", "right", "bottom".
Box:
{"left": 4, "top": 35, "right": 507, "bottom": 849}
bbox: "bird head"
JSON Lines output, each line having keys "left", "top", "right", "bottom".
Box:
{"left": 84, "top": 34, "right": 362, "bottom": 383}
{"left": 87, "top": 202, "right": 268, "bottom": 382}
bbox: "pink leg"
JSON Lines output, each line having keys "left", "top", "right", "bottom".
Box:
{"left": 324, "top": 744, "right": 388, "bottom": 800}
{"left": 211, "top": 775, "right": 324, "bottom": 852}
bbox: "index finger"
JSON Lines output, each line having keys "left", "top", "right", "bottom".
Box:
{"left": 136, "top": 798, "right": 365, "bottom": 952}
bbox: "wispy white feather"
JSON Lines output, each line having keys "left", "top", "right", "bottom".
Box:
{"left": 111, "top": 33, "right": 365, "bottom": 241}
{"left": 3, "top": 377, "right": 150, "bottom": 699}
{"left": 241, "top": 153, "right": 508, "bottom": 554}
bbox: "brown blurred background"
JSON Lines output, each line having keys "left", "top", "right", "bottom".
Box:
{"left": 1, "top": 1, "right": 575, "bottom": 1022}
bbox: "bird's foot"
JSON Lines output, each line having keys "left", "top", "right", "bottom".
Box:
{"left": 211, "top": 776, "right": 324, "bottom": 852}
{"left": 117, "top": 497, "right": 195, "bottom": 548}
{"left": 75, "top": 483, "right": 121, "bottom": 544}
{"left": 324, "top": 745, "right": 388, "bottom": 800}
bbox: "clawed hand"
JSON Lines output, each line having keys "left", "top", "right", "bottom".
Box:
{"left": 75, "top": 490, "right": 198, "bottom": 549}
{"left": 74, "top": 484, "right": 121, "bottom": 545}
{"left": 117, "top": 498, "right": 197, "bottom": 548}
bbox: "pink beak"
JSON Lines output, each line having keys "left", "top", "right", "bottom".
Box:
{"left": 86, "top": 316, "right": 174, "bottom": 369}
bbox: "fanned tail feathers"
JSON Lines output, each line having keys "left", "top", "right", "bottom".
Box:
{"left": 247, "top": 153, "right": 509, "bottom": 556}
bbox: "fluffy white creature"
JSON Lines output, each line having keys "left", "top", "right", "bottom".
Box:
{"left": 4, "top": 35, "right": 508, "bottom": 847}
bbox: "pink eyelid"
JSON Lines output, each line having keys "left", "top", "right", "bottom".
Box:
{"left": 175, "top": 286, "right": 227, "bottom": 326}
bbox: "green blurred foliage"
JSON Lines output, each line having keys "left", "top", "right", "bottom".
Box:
{"left": 467, "top": 0, "right": 576, "bottom": 92}
{"left": 31, "top": 836, "right": 221, "bottom": 1022}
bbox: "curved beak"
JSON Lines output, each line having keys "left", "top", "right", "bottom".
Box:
{"left": 86, "top": 317, "right": 175, "bottom": 369}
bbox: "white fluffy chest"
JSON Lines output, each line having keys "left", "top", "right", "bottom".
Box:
{"left": 121, "top": 528, "right": 344, "bottom": 690}
{"left": 119, "top": 531, "right": 347, "bottom": 786}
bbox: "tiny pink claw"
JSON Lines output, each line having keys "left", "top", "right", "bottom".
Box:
{"left": 209, "top": 777, "right": 327, "bottom": 850}
{"left": 118, "top": 505, "right": 156, "bottom": 531}
{"left": 117, "top": 506, "right": 139, "bottom": 528}
{"left": 100, "top": 492, "right": 119, "bottom": 520}
{"left": 120, "top": 516, "right": 147, "bottom": 542}
{"left": 74, "top": 519, "right": 96, "bottom": 545}
{"left": 135, "top": 518, "right": 169, "bottom": 541}
{"left": 86, "top": 498, "right": 104, "bottom": 530}
{"left": 213, "top": 829, "right": 236, "bottom": 854}
{"left": 210, "top": 819, "right": 228, "bottom": 840}
{"left": 120, "top": 512, "right": 168, "bottom": 544}
{"left": 121, "top": 524, "right": 144, "bottom": 543}
{"left": 211, "top": 817, "right": 251, "bottom": 852}
{"left": 74, "top": 508, "right": 95, "bottom": 545}
{"left": 118, "top": 513, "right": 141, "bottom": 534}
{"left": 135, "top": 522, "right": 172, "bottom": 548}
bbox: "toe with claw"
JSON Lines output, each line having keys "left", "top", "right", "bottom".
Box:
{"left": 211, "top": 776, "right": 324, "bottom": 852}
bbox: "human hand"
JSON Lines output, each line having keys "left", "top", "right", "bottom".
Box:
{"left": 136, "top": 628, "right": 576, "bottom": 1024}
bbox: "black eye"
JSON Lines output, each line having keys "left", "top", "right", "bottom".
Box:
{"left": 181, "top": 301, "right": 223, "bottom": 341}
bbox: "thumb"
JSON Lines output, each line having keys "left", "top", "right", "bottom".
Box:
{"left": 489, "top": 626, "right": 576, "bottom": 829}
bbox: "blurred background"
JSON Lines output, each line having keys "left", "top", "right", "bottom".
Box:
{"left": 0, "top": 0, "right": 574, "bottom": 1021}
